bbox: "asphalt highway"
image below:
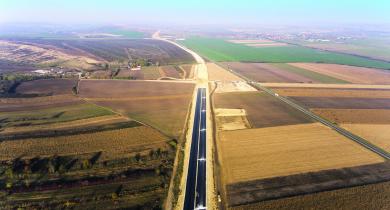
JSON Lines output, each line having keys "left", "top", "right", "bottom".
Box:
{"left": 184, "top": 88, "right": 207, "bottom": 210}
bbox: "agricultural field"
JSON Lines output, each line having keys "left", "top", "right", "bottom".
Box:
{"left": 272, "top": 86, "right": 390, "bottom": 153}
{"left": 0, "top": 77, "right": 185, "bottom": 209}
{"left": 79, "top": 80, "right": 195, "bottom": 137}
{"left": 160, "top": 65, "right": 182, "bottom": 79}
{"left": 232, "top": 179, "right": 390, "bottom": 210}
{"left": 0, "top": 122, "right": 177, "bottom": 209}
{"left": 290, "top": 63, "right": 390, "bottom": 84}
{"left": 213, "top": 91, "right": 313, "bottom": 128}
{"left": 228, "top": 39, "right": 288, "bottom": 47}
{"left": 15, "top": 78, "right": 77, "bottom": 96}
{"left": 219, "top": 123, "right": 383, "bottom": 184}
{"left": 0, "top": 103, "right": 114, "bottom": 131}
{"left": 179, "top": 37, "right": 390, "bottom": 69}
{"left": 0, "top": 40, "right": 102, "bottom": 70}
{"left": 218, "top": 123, "right": 386, "bottom": 207}
{"left": 207, "top": 62, "right": 243, "bottom": 81}
{"left": 287, "top": 37, "right": 390, "bottom": 62}
{"left": 22, "top": 38, "right": 195, "bottom": 65}
{"left": 221, "top": 62, "right": 347, "bottom": 83}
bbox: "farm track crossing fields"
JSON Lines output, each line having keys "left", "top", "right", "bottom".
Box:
{"left": 218, "top": 123, "right": 384, "bottom": 184}
{"left": 179, "top": 37, "right": 390, "bottom": 69}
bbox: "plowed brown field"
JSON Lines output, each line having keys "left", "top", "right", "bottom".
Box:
{"left": 290, "top": 63, "right": 390, "bottom": 84}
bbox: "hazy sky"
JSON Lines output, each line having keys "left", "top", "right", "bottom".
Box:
{"left": 1, "top": 0, "right": 389, "bottom": 26}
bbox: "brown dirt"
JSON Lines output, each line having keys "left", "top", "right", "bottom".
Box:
{"left": 273, "top": 87, "right": 390, "bottom": 98}
{"left": 291, "top": 97, "right": 390, "bottom": 109}
{"left": 207, "top": 63, "right": 243, "bottom": 81}
{"left": 221, "top": 62, "right": 314, "bottom": 83}
{"left": 290, "top": 63, "right": 390, "bottom": 84}
{"left": 311, "top": 108, "right": 390, "bottom": 124}
{"left": 342, "top": 123, "right": 390, "bottom": 152}
{"left": 214, "top": 91, "right": 314, "bottom": 128}
{"left": 218, "top": 123, "right": 383, "bottom": 185}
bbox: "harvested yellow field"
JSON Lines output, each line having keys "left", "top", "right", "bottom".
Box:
{"left": 342, "top": 124, "right": 390, "bottom": 152}
{"left": 0, "top": 126, "right": 168, "bottom": 161}
{"left": 219, "top": 123, "right": 383, "bottom": 184}
{"left": 273, "top": 88, "right": 390, "bottom": 98}
{"left": 207, "top": 63, "right": 243, "bottom": 81}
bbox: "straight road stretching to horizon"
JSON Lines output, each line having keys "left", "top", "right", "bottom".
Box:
{"left": 184, "top": 88, "right": 207, "bottom": 210}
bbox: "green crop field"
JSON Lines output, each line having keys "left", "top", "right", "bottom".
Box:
{"left": 179, "top": 37, "right": 390, "bottom": 69}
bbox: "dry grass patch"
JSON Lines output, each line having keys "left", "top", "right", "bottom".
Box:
{"left": 290, "top": 63, "right": 390, "bottom": 84}
{"left": 219, "top": 123, "right": 383, "bottom": 184}
{"left": 0, "top": 126, "right": 168, "bottom": 161}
